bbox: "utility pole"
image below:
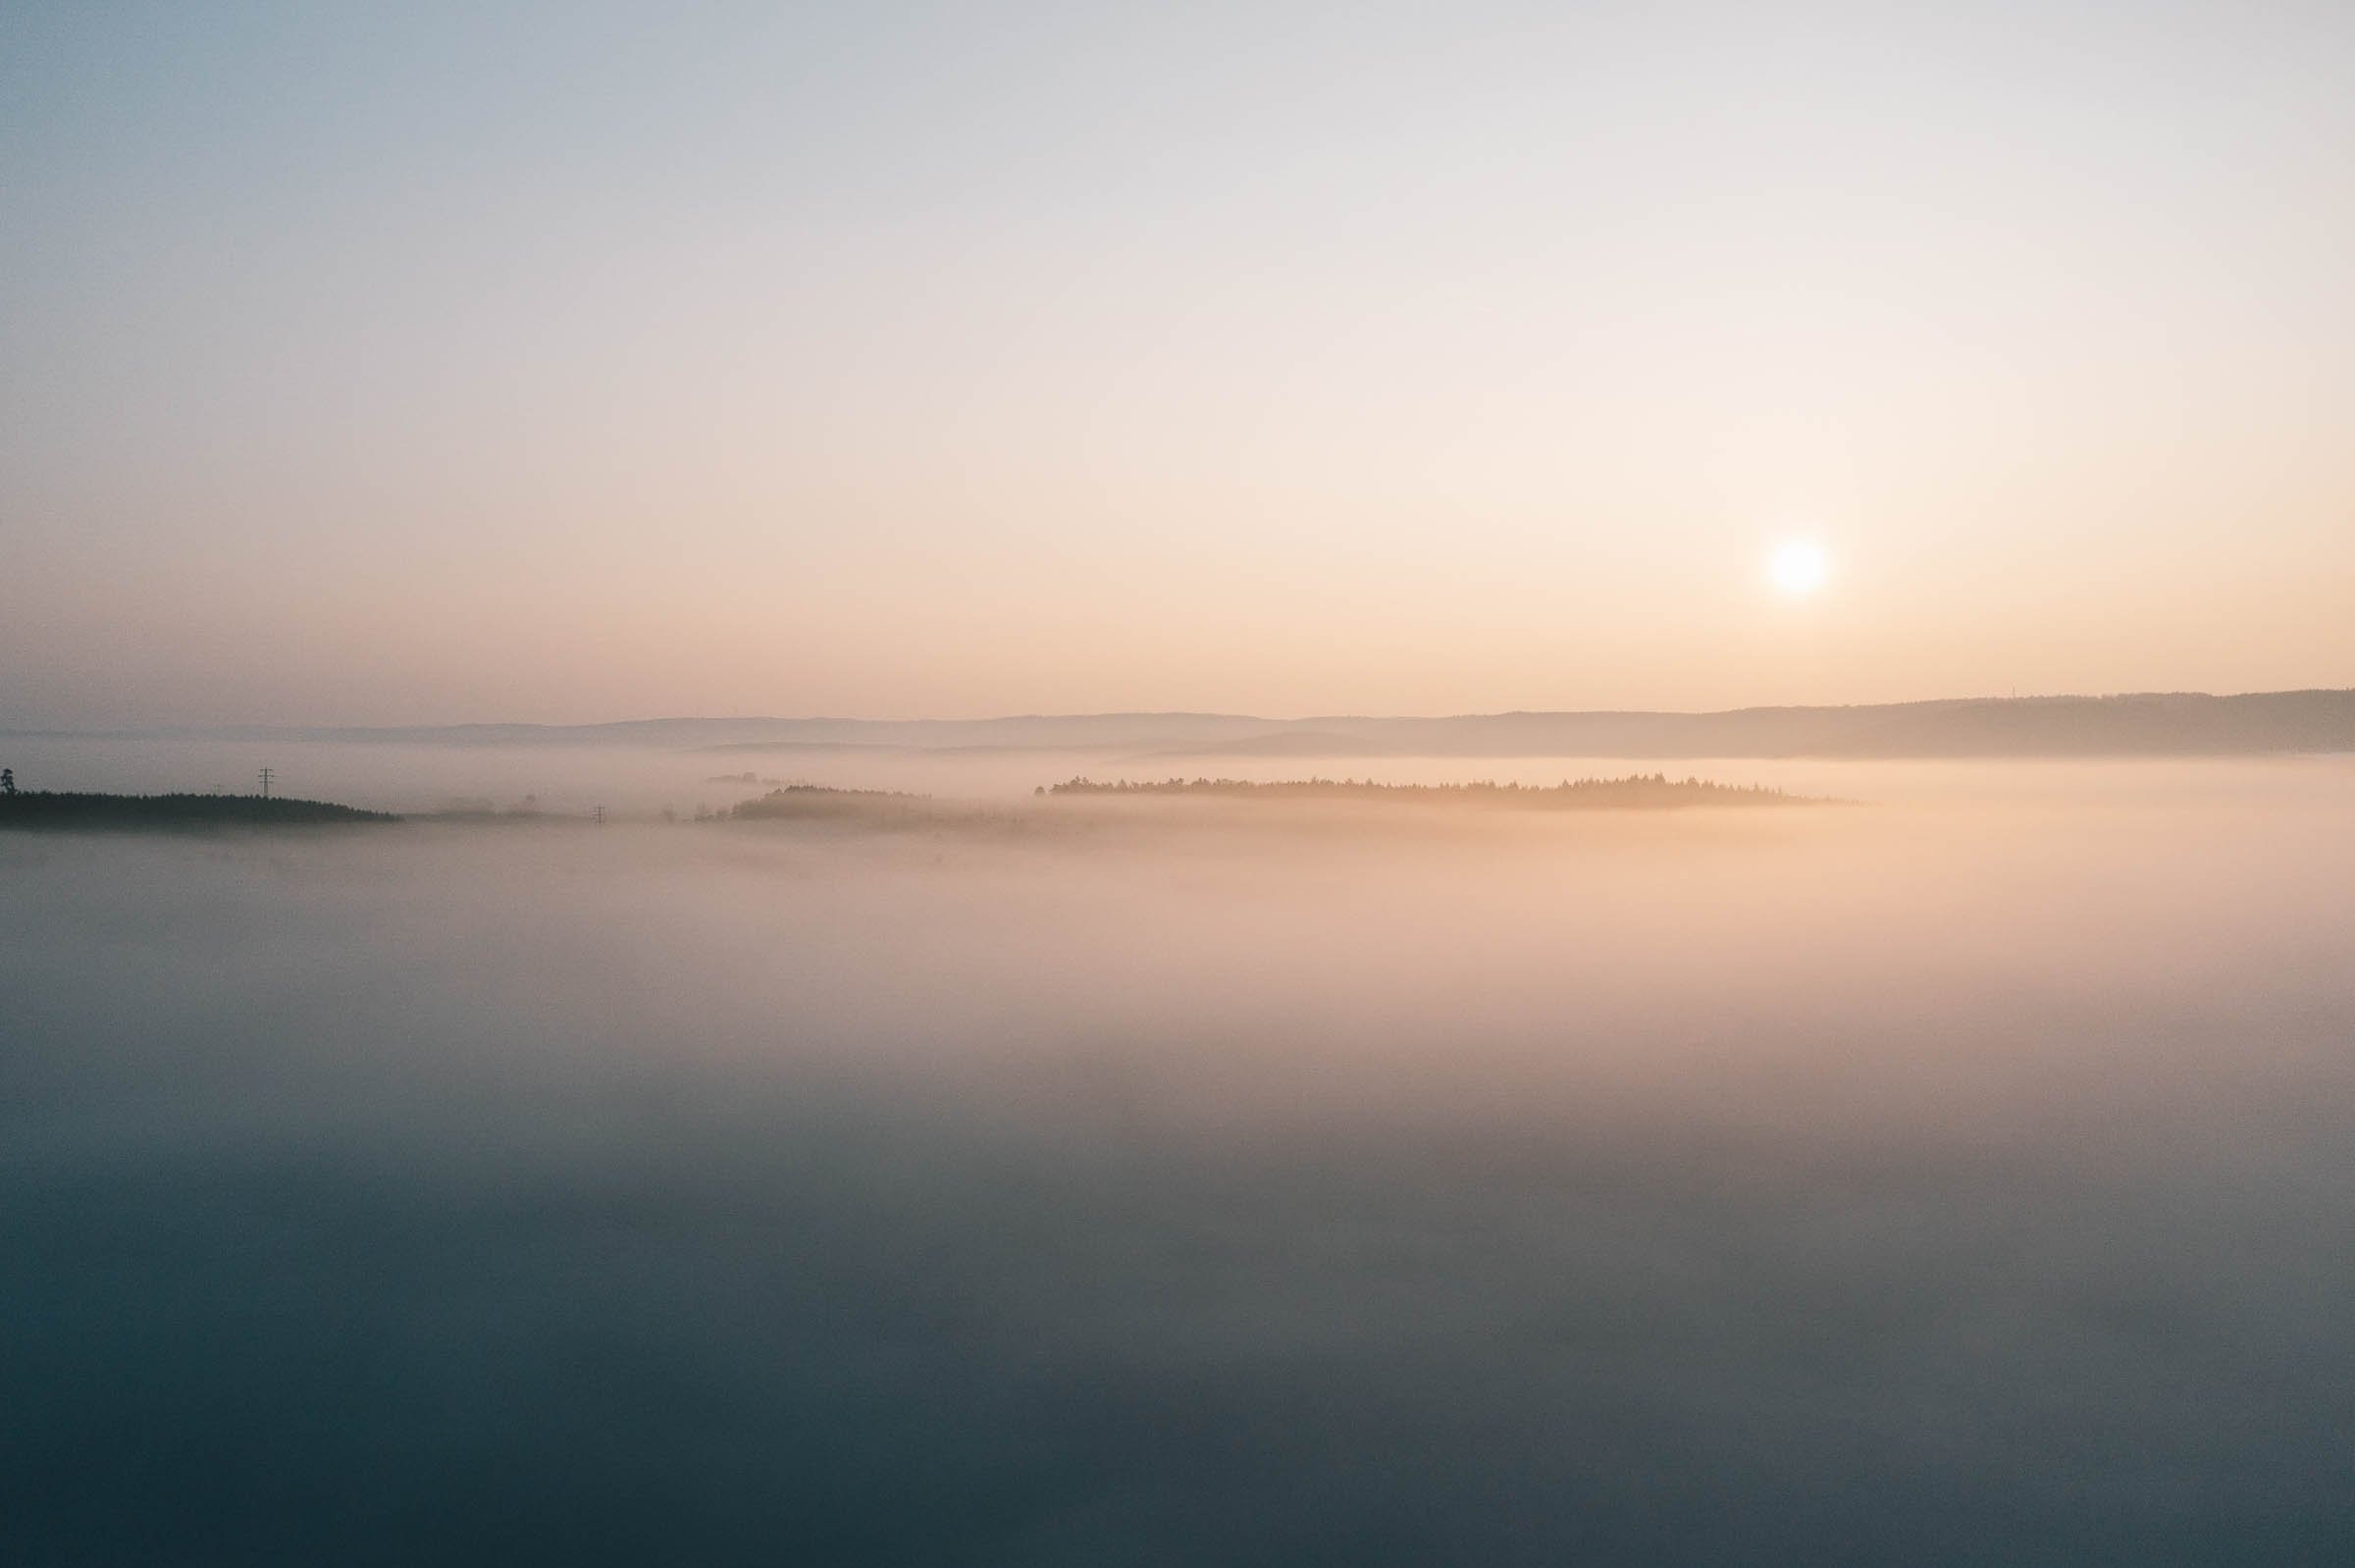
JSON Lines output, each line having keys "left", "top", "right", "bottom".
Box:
{"left": 258, "top": 766, "right": 273, "bottom": 800}
{"left": 592, "top": 805, "right": 605, "bottom": 826}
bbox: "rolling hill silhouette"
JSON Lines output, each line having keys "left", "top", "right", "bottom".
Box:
{"left": 70, "top": 689, "right": 2355, "bottom": 758}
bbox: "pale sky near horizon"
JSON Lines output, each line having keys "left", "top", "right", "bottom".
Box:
{"left": 5, "top": 2, "right": 2351, "bottom": 726}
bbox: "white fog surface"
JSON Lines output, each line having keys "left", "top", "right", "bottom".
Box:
{"left": 3, "top": 752, "right": 2352, "bottom": 1562}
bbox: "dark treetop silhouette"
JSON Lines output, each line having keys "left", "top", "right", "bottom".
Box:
{"left": 1043, "top": 775, "right": 1819, "bottom": 808}
{"left": 0, "top": 790, "right": 396, "bottom": 830}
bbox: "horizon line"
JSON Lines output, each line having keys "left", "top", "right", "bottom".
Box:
{"left": 8, "top": 685, "right": 2355, "bottom": 738}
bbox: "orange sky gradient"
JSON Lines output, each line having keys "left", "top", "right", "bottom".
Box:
{"left": 5, "top": 3, "right": 2350, "bottom": 725}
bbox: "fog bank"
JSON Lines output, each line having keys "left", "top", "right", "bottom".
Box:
{"left": 5, "top": 760, "right": 2353, "bottom": 1562}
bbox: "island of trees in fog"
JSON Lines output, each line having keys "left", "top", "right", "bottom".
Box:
{"left": 0, "top": 790, "right": 397, "bottom": 830}
{"left": 1044, "top": 775, "right": 1817, "bottom": 808}
{"left": 730, "top": 784, "right": 932, "bottom": 823}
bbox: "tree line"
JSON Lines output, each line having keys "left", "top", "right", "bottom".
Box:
{"left": 1041, "top": 774, "right": 1812, "bottom": 808}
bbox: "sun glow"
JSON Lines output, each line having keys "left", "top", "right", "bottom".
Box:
{"left": 1769, "top": 539, "right": 1830, "bottom": 596}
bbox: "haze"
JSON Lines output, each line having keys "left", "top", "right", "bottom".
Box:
{"left": 7, "top": 2, "right": 2354, "bottom": 727}
{"left": 10, "top": 4, "right": 2355, "bottom": 1561}
{"left": 9, "top": 757, "right": 2355, "bottom": 1561}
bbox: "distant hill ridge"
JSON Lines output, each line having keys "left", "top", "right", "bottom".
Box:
{"left": 33, "top": 689, "right": 2355, "bottom": 758}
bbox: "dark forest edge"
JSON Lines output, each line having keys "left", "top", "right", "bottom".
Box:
{"left": 0, "top": 791, "right": 399, "bottom": 830}
{"left": 0, "top": 776, "right": 1832, "bottom": 837}
{"left": 1043, "top": 775, "right": 1827, "bottom": 808}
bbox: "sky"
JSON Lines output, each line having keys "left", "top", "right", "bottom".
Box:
{"left": 4, "top": 1, "right": 2351, "bottom": 726}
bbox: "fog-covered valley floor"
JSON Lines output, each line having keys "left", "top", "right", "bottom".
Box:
{"left": 6, "top": 755, "right": 2354, "bottom": 1563}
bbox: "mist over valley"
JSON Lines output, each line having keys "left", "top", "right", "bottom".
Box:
{"left": 8, "top": 735, "right": 2354, "bottom": 1561}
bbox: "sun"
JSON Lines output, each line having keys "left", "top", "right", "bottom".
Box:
{"left": 1768, "top": 538, "right": 1830, "bottom": 595}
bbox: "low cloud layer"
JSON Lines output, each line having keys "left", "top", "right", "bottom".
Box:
{"left": 5, "top": 760, "right": 2353, "bottom": 1562}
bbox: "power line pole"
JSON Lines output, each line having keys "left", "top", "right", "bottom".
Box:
{"left": 258, "top": 766, "right": 273, "bottom": 800}
{"left": 592, "top": 805, "right": 605, "bottom": 826}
